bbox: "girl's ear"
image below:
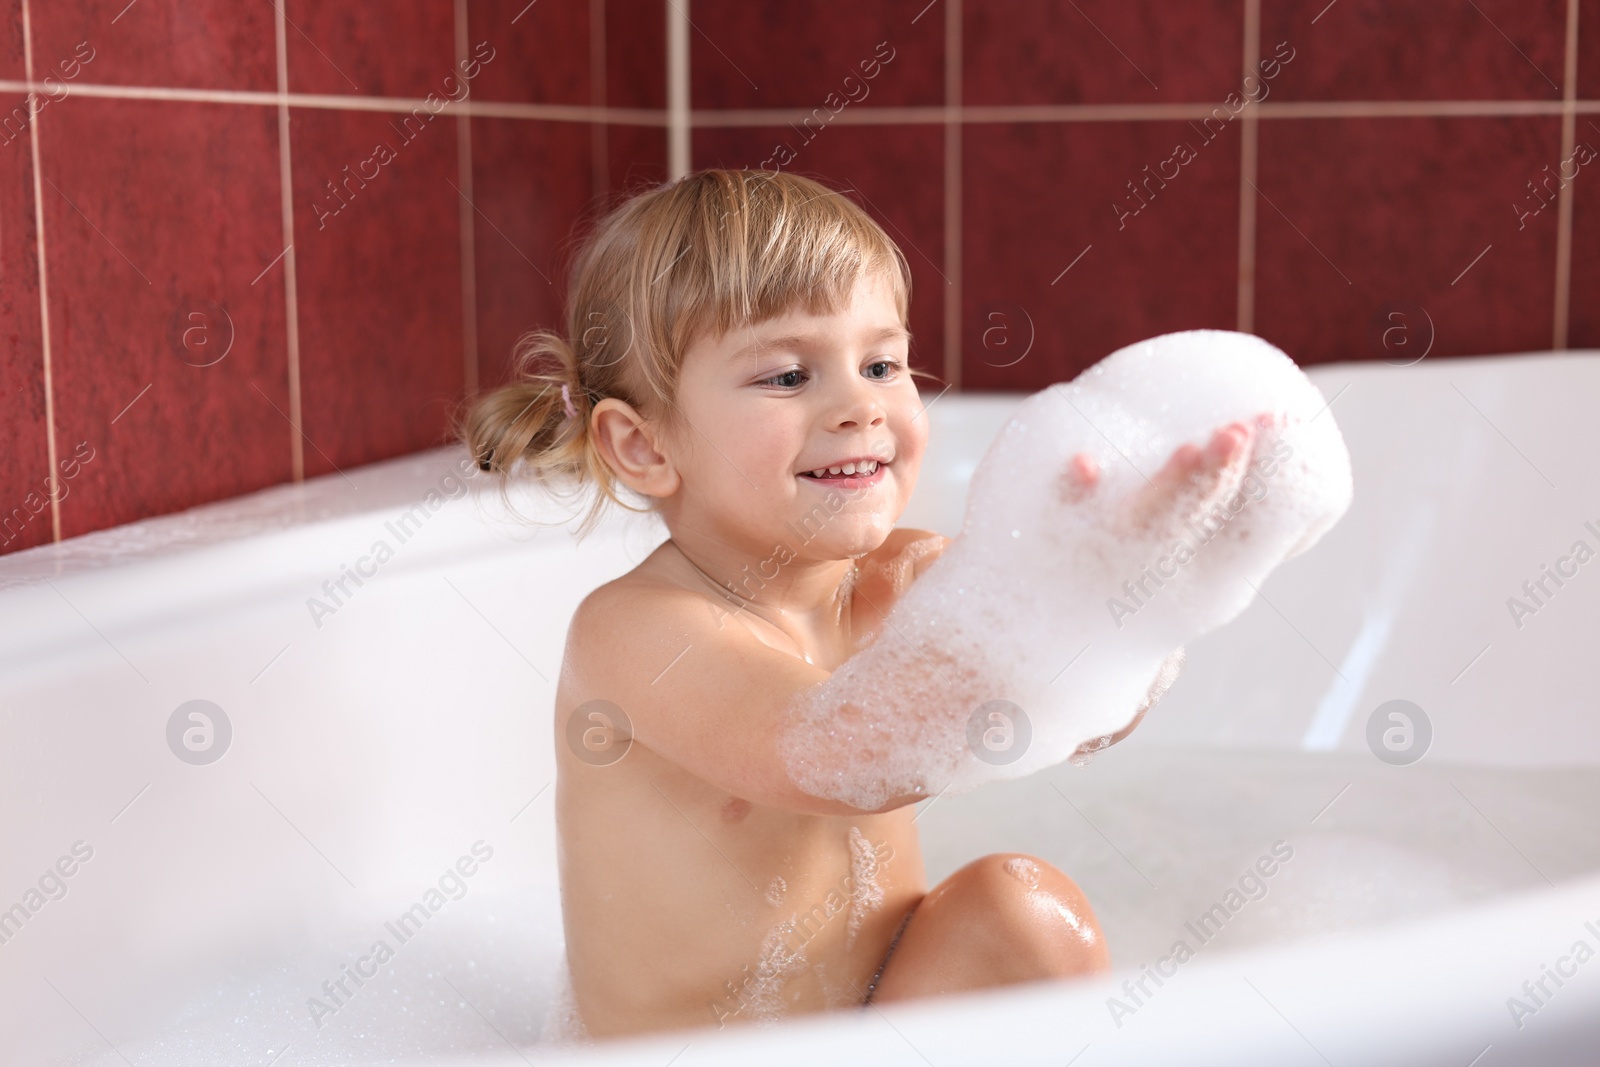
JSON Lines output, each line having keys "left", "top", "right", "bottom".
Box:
{"left": 590, "top": 398, "right": 681, "bottom": 499}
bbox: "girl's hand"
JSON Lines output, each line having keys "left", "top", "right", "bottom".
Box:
{"left": 1059, "top": 413, "right": 1281, "bottom": 533}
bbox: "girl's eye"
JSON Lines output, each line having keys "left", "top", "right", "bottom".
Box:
{"left": 758, "top": 359, "right": 902, "bottom": 389}
{"left": 759, "top": 368, "right": 808, "bottom": 389}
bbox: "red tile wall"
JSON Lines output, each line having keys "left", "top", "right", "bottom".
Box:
{"left": 0, "top": 0, "right": 1592, "bottom": 557}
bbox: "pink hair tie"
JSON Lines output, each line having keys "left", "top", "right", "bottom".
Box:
{"left": 561, "top": 382, "right": 578, "bottom": 421}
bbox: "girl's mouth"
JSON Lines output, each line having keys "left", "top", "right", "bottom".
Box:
{"left": 797, "top": 462, "right": 888, "bottom": 489}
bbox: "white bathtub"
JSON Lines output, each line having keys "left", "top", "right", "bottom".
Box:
{"left": 3, "top": 351, "right": 1599, "bottom": 1067}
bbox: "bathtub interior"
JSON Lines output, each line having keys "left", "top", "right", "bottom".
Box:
{"left": 0, "top": 352, "right": 1596, "bottom": 1065}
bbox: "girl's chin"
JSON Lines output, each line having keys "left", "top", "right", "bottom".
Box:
{"left": 781, "top": 516, "right": 896, "bottom": 555}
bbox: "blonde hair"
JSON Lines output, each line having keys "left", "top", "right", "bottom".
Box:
{"left": 457, "top": 168, "right": 940, "bottom": 539}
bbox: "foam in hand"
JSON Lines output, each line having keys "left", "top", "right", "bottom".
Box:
{"left": 778, "top": 329, "right": 1354, "bottom": 810}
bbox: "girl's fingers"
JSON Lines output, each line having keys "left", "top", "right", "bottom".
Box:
{"left": 1058, "top": 452, "right": 1101, "bottom": 504}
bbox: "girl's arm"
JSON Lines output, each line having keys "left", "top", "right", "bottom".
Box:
{"left": 565, "top": 578, "right": 930, "bottom": 817}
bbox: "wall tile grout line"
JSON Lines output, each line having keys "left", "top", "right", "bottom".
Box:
{"left": 0, "top": 78, "right": 1597, "bottom": 123}
{"left": 19, "top": 0, "right": 61, "bottom": 543}
{"left": 1237, "top": 0, "right": 1261, "bottom": 333}
{"left": 943, "top": 0, "right": 963, "bottom": 391}
{"left": 666, "top": 0, "right": 690, "bottom": 179}
{"left": 273, "top": 1, "right": 305, "bottom": 481}
{"left": 0, "top": 78, "right": 672, "bottom": 122}
{"left": 591, "top": 0, "right": 610, "bottom": 206}
{"left": 1552, "top": 0, "right": 1580, "bottom": 350}
{"left": 455, "top": 0, "right": 480, "bottom": 398}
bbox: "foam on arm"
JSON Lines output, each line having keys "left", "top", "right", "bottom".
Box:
{"left": 777, "top": 329, "right": 1353, "bottom": 810}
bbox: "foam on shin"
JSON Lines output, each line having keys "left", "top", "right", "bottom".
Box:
{"left": 778, "top": 330, "right": 1353, "bottom": 810}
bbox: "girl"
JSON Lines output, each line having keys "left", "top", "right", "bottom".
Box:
{"left": 460, "top": 168, "right": 1250, "bottom": 1040}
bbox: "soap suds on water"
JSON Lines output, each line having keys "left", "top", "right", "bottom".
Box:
{"left": 778, "top": 330, "right": 1354, "bottom": 810}
{"left": 765, "top": 876, "right": 787, "bottom": 908}
{"left": 846, "top": 827, "right": 885, "bottom": 949}
{"left": 67, "top": 892, "right": 564, "bottom": 1066}
{"left": 539, "top": 951, "right": 592, "bottom": 1046}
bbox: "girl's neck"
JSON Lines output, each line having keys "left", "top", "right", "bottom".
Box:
{"left": 661, "top": 534, "right": 861, "bottom": 655}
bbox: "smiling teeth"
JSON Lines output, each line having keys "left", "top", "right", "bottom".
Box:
{"left": 807, "top": 460, "right": 878, "bottom": 477}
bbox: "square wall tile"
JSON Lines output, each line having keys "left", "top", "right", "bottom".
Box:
{"left": 1253, "top": 117, "right": 1562, "bottom": 366}
{"left": 0, "top": 81, "right": 50, "bottom": 555}
{"left": 606, "top": 120, "right": 668, "bottom": 195}
{"left": 39, "top": 98, "right": 292, "bottom": 538}
{"left": 1580, "top": 0, "right": 1600, "bottom": 99}
{"left": 963, "top": 120, "right": 1240, "bottom": 389}
{"left": 1262, "top": 0, "right": 1568, "bottom": 101}
{"left": 31, "top": 0, "right": 276, "bottom": 92}
{"left": 691, "top": 1, "right": 943, "bottom": 110}
{"left": 466, "top": 0, "right": 590, "bottom": 106}
{"left": 606, "top": 0, "right": 667, "bottom": 111}
{"left": 465, "top": 0, "right": 664, "bottom": 110}
{"left": 692, "top": 123, "right": 947, "bottom": 380}
{"left": 290, "top": 106, "right": 465, "bottom": 474}
{"left": 470, "top": 118, "right": 596, "bottom": 389}
{"left": 1, "top": 0, "right": 22, "bottom": 80}
{"left": 284, "top": 2, "right": 456, "bottom": 98}
{"left": 966, "top": 0, "right": 1245, "bottom": 106}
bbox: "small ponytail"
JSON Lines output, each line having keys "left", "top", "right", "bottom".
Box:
{"left": 463, "top": 329, "right": 587, "bottom": 479}
{"left": 457, "top": 327, "right": 649, "bottom": 541}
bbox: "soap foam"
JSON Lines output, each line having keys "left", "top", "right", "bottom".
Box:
{"left": 1003, "top": 857, "right": 1042, "bottom": 889}
{"left": 779, "top": 330, "right": 1353, "bottom": 810}
{"left": 746, "top": 921, "right": 808, "bottom": 1020}
{"left": 538, "top": 951, "right": 592, "bottom": 1046}
{"left": 846, "top": 826, "right": 885, "bottom": 950}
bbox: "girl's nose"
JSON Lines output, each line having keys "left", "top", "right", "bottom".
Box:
{"left": 829, "top": 378, "right": 888, "bottom": 429}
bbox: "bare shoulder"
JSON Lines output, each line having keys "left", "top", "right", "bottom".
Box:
{"left": 560, "top": 552, "right": 852, "bottom": 813}
{"left": 565, "top": 565, "right": 701, "bottom": 681}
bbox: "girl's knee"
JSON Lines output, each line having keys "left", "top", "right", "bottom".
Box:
{"left": 869, "top": 853, "right": 1108, "bottom": 1002}
{"left": 935, "top": 853, "right": 1110, "bottom": 973}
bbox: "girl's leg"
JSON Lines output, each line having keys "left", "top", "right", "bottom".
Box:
{"left": 867, "top": 853, "right": 1110, "bottom": 1003}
